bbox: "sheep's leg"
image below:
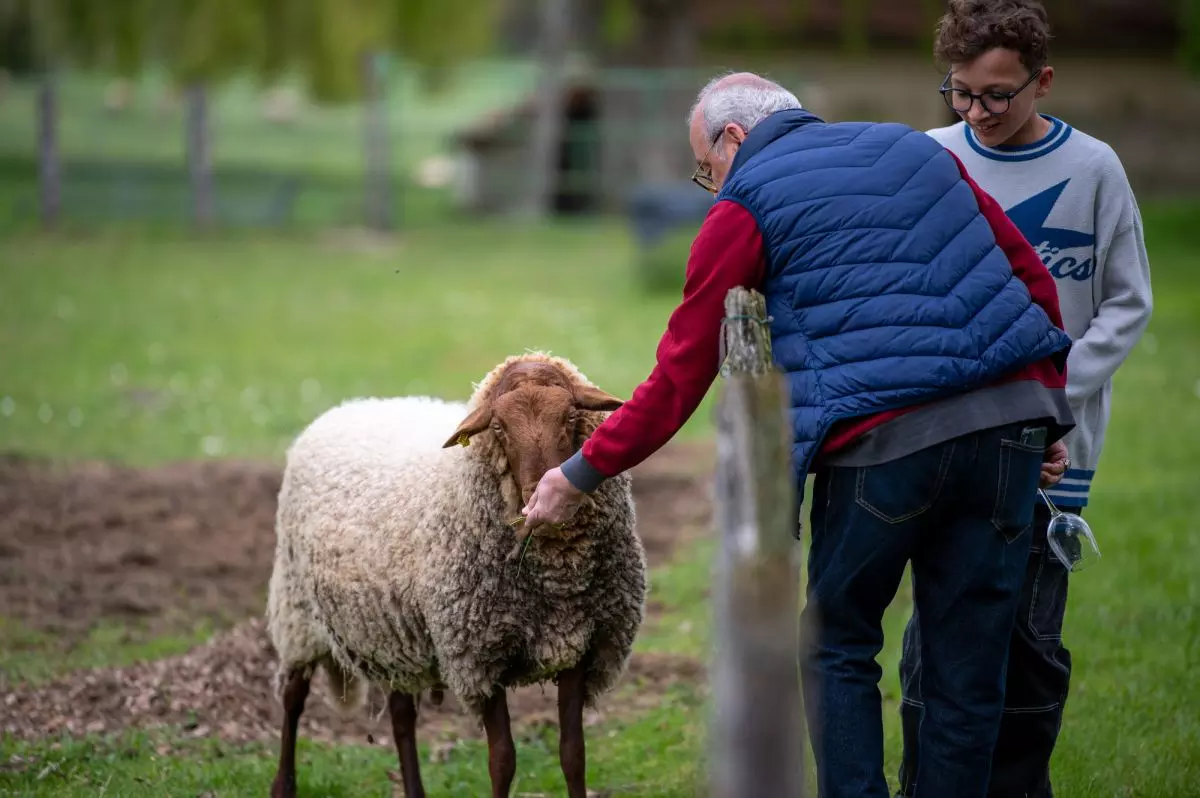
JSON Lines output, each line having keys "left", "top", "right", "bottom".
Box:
{"left": 271, "top": 668, "right": 311, "bottom": 798}
{"left": 556, "top": 664, "right": 588, "bottom": 798}
{"left": 388, "top": 691, "right": 425, "bottom": 798}
{"left": 482, "top": 689, "right": 516, "bottom": 798}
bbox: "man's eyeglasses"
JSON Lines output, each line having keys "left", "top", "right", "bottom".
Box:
{"left": 940, "top": 67, "right": 1042, "bottom": 116}
{"left": 691, "top": 131, "right": 723, "bottom": 194}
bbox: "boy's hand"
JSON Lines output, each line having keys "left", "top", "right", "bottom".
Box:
{"left": 1040, "top": 440, "right": 1069, "bottom": 488}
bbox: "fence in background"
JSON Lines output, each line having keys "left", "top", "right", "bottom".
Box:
{"left": 0, "top": 58, "right": 541, "bottom": 232}
{"left": 2, "top": 55, "right": 1196, "bottom": 234}
{"left": 0, "top": 61, "right": 812, "bottom": 233}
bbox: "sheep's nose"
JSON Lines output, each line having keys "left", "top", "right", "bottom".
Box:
{"left": 521, "top": 485, "right": 537, "bottom": 504}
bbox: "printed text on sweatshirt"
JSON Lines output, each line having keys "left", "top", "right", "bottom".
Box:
{"left": 927, "top": 114, "right": 1153, "bottom": 507}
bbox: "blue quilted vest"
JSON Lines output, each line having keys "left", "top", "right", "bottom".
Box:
{"left": 718, "top": 109, "right": 1073, "bottom": 484}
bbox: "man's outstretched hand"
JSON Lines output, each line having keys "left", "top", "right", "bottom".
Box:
{"left": 1040, "top": 439, "right": 1069, "bottom": 489}
{"left": 521, "top": 466, "right": 584, "bottom": 533}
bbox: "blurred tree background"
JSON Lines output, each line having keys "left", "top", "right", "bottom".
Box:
{"left": 0, "top": 0, "right": 507, "bottom": 227}
{"left": 0, "top": 0, "right": 1194, "bottom": 234}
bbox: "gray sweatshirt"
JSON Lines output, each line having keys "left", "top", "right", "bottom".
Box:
{"left": 927, "top": 115, "right": 1154, "bottom": 508}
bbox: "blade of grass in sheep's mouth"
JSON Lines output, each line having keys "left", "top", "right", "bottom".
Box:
{"left": 505, "top": 515, "right": 536, "bottom": 578}
{"left": 516, "top": 532, "right": 536, "bottom": 579}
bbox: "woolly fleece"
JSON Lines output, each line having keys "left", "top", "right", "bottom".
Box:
{"left": 266, "top": 353, "right": 647, "bottom": 718}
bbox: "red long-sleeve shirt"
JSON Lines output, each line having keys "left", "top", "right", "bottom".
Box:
{"left": 578, "top": 151, "right": 1067, "bottom": 480}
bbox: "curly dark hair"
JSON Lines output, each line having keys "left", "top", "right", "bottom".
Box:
{"left": 934, "top": 0, "right": 1052, "bottom": 71}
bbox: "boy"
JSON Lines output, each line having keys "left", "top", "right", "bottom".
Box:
{"left": 897, "top": 1, "right": 1154, "bottom": 796}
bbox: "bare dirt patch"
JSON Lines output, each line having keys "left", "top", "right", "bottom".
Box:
{"left": 627, "top": 439, "right": 714, "bottom": 567}
{"left": 0, "top": 440, "right": 714, "bottom": 647}
{"left": 0, "top": 440, "right": 715, "bottom": 744}
{"left": 1, "top": 617, "right": 707, "bottom": 748}
{"left": 0, "top": 453, "right": 282, "bottom": 641}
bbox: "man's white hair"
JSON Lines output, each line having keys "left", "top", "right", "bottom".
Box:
{"left": 688, "top": 71, "right": 802, "bottom": 141}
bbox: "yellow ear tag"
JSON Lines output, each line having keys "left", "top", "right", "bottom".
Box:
{"left": 457, "top": 433, "right": 471, "bottom": 447}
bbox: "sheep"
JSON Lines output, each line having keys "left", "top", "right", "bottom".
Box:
{"left": 266, "top": 352, "right": 648, "bottom": 798}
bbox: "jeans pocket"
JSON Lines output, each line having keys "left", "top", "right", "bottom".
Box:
{"left": 854, "top": 444, "right": 953, "bottom": 524}
{"left": 991, "top": 434, "right": 1044, "bottom": 542}
{"left": 1028, "top": 547, "right": 1070, "bottom": 641}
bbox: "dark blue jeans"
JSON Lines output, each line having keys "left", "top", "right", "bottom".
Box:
{"left": 897, "top": 503, "right": 1076, "bottom": 797}
{"left": 800, "top": 422, "right": 1045, "bottom": 798}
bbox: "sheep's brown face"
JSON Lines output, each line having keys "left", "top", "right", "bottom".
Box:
{"left": 443, "top": 362, "right": 624, "bottom": 504}
{"left": 491, "top": 385, "right": 580, "bottom": 503}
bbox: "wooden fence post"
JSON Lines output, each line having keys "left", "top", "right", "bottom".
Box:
{"left": 524, "top": 0, "right": 570, "bottom": 219}
{"left": 362, "top": 50, "right": 394, "bottom": 232}
{"left": 36, "top": 68, "right": 60, "bottom": 228}
{"left": 184, "top": 83, "right": 214, "bottom": 229}
{"left": 708, "top": 286, "right": 807, "bottom": 798}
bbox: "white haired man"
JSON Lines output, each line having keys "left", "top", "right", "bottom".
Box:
{"left": 523, "top": 72, "right": 1074, "bottom": 798}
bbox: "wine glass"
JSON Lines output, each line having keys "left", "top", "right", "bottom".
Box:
{"left": 1039, "top": 489, "right": 1101, "bottom": 572}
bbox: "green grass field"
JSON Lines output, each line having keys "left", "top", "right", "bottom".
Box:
{"left": 2, "top": 200, "right": 1198, "bottom": 796}
{"left": 0, "top": 221, "right": 717, "bottom": 465}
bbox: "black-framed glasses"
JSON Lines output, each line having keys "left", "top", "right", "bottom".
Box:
{"left": 691, "top": 131, "right": 723, "bottom": 193}
{"left": 940, "top": 67, "right": 1042, "bottom": 116}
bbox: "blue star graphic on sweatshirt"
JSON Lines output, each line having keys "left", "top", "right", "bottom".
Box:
{"left": 1005, "top": 179, "right": 1096, "bottom": 281}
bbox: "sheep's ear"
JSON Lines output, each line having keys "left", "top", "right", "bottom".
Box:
{"left": 573, "top": 385, "right": 625, "bottom": 412}
{"left": 443, "top": 405, "right": 492, "bottom": 448}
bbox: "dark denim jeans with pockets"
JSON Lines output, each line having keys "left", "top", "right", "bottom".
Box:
{"left": 897, "top": 502, "right": 1077, "bottom": 797}
{"left": 800, "top": 422, "right": 1046, "bottom": 798}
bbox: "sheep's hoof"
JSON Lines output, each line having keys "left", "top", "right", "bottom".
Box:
{"left": 270, "top": 774, "right": 296, "bottom": 798}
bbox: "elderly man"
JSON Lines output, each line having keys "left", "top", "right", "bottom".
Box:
{"left": 523, "top": 72, "right": 1073, "bottom": 798}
